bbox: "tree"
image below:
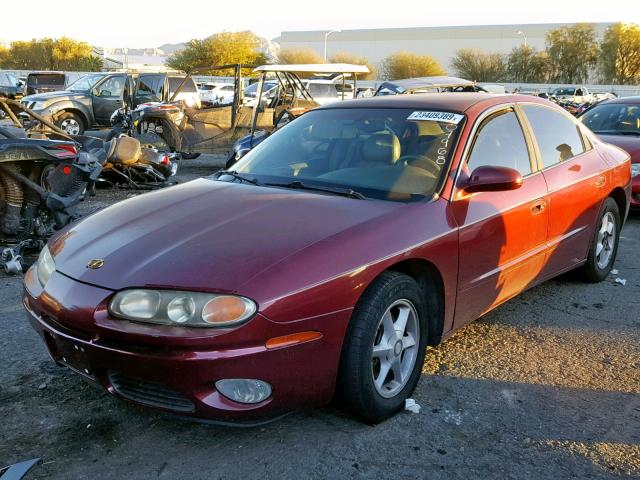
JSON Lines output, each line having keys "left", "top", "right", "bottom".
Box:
{"left": 381, "top": 51, "right": 445, "bottom": 80}
{"left": 451, "top": 49, "right": 506, "bottom": 82}
{"left": 545, "top": 23, "right": 599, "bottom": 83}
{"left": 279, "top": 48, "right": 324, "bottom": 65}
{"left": 600, "top": 23, "right": 640, "bottom": 84}
{"left": 166, "top": 31, "right": 267, "bottom": 74}
{"left": 329, "top": 52, "right": 376, "bottom": 79}
{"left": 506, "top": 45, "right": 550, "bottom": 83}
{"left": 0, "top": 38, "right": 101, "bottom": 71}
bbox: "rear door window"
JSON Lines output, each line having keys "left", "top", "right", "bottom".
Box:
{"left": 136, "top": 74, "right": 165, "bottom": 101}
{"left": 521, "top": 105, "right": 585, "bottom": 168}
{"left": 169, "top": 77, "right": 198, "bottom": 94}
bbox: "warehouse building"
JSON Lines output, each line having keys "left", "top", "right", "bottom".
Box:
{"left": 274, "top": 23, "right": 613, "bottom": 71}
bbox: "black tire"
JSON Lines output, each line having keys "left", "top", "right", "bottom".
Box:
{"left": 181, "top": 152, "right": 201, "bottom": 159}
{"left": 54, "top": 111, "right": 84, "bottom": 135}
{"left": 135, "top": 131, "right": 170, "bottom": 152}
{"left": 336, "top": 271, "right": 428, "bottom": 423}
{"left": 577, "top": 197, "right": 621, "bottom": 282}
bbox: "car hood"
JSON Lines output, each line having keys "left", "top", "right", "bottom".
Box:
{"left": 598, "top": 134, "right": 640, "bottom": 163}
{"left": 51, "top": 178, "right": 399, "bottom": 293}
{"left": 22, "top": 90, "right": 86, "bottom": 103}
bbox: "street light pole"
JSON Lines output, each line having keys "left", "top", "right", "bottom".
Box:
{"left": 323, "top": 30, "right": 341, "bottom": 62}
{"left": 516, "top": 31, "right": 528, "bottom": 84}
{"left": 517, "top": 30, "right": 527, "bottom": 48}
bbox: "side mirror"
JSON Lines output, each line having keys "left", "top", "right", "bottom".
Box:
{"left": 463, "top": 166, "right": 523, "bottom": 193}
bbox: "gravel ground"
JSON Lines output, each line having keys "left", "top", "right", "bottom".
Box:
{"left": 1, "top": 156, "right": 638, "bottom": 479}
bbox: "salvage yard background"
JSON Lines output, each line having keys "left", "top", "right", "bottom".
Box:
{"left": 1, "top": 157, "right": 638, "bottom": 479}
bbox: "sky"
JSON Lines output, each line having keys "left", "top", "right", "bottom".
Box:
{"left": 1, "top": 0, "right": 638, "bottom": 48}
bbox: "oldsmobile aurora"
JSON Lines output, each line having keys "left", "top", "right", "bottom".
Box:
{"left": 24, "top": 94, "right": 631, "bottom": 424}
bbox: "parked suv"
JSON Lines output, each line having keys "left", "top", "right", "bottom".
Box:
{"left": 0, "top": 72, "right": 23, "bottom": 100}
{"left": 20, "top": 72, "right": 197, "bottom": 135}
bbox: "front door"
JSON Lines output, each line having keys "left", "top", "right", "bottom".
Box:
{"left": 452, "top": 107, "right": 548, "bottom": 327}
{"left": 92, "top": 74, "right": 127, "bottom": 125}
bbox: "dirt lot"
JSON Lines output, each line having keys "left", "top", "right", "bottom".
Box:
{"left": 1, "top": 157, "right": 639, "bottom": 479}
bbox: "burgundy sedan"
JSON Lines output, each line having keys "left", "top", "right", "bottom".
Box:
{"left": 580, "top": 96, "right": 640, "bottom": 208}
{"left": 24, "top": 94, "right": 631, "bottom": 424}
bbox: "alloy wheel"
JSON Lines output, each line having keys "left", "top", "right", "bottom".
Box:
{"left": 596, "top": 211, "right": 616, "bottom": 269}
{"left": 371, "top": 299, "right": 420, "bottom": 398}
{"left": 60, "top": 118, "right": 80, "bottom": 135}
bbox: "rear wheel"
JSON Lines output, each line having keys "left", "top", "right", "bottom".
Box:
{"left": 577, "top": 197, "right": 620, "bottom": 282}
{"left": 135, "top": 131, "right": 170, "bottom": 152}
{"left": 337, "top": 271, "right": 428, "bottom": 423}
{"left": 55, "top": 112, "right": 84, "bottom": 135}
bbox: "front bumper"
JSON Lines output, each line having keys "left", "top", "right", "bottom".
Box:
{"left": 24, "top": 270, "right": 350, "bottom": 423}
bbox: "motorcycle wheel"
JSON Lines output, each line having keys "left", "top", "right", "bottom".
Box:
{"left": 135, "top": 132, "right": 170, "bottom": 152}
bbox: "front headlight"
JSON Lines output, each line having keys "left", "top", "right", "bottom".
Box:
{"left": 631, "top": 163, "right": 640, "bottom": 178}
{"left": 109, "top": 289, "right": 257, "bottom": 328}
{"left": 36, "top": 246, "right": 55, "bottom": 287}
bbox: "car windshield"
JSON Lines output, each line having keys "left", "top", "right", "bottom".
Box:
{"left": 67, "top": 74, "right": 105, "bottom": 92}
{"left": 581, "top": 103, "right": 640, "bottom": 135}
{"left": 554, "top": 88, "right": 576, "bottom": 96}
{"left": 231, "top": 107, "right": 465, "bottom": 202}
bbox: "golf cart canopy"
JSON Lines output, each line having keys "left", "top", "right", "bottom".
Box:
{"left": 253, "top": 64, "right": 370, "bottom": 74}
{"left": 375, "top": 76, "right": 485, "bottom": 96}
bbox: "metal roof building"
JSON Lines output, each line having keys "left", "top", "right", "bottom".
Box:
{"left": 274, "top": 23, "right": 613, "bottom": 72}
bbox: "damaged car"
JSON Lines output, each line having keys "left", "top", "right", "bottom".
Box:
{"left": 24, "top": 93, "right": 630, "bottom": 424}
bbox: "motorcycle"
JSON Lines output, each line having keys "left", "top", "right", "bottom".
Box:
{"left": 108, "top": 103, "right": 200, "bottom": 159}
{"left": 0, "top": 125, "right": 102, "bottom": 274}
{"left": 0, "top": 98, "right": 177, "bottom": 273}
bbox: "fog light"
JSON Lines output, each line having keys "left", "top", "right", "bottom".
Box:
{"left": 215, "top": 378, "right": 272, "bottom": 404}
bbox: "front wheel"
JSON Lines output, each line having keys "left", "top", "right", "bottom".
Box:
{"left": 54, "top": 111, "right": 84, "bottom": 135}
{"left": 577, "top": 197, "right": 620, "bottom": 282}
{"left": 337, "top": 271, "right": 428, "bottom": 423}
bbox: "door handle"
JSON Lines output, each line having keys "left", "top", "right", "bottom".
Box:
{"left": 530, "top": 199, "right": 546, "bottom": 215}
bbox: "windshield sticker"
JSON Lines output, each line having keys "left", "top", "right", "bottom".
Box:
{"left": 407, "top": 111, "right": 464, "bottom": 124}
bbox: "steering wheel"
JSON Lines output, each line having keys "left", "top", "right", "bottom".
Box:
{"left": 398, "top": 155, "right": 441, "bottom": 177}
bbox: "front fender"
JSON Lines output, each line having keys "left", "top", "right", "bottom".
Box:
{"left": 45, "top": 100, "right": 92, "bottom": 126}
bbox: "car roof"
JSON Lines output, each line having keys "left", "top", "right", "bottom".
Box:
{"left": 597, "top": 96, "right": 640, "bottom": 105}
{"left": 316, "top": 92, "right": 551, "bottom": 113}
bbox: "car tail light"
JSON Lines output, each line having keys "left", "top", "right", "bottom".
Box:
{"left": 53, "top": 144, "right": 77, "bottom": 157}
{"left": 161, "top": 155, "right": 170, "bottom": 166}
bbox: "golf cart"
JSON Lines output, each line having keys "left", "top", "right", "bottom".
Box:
{"left": 129, "top": 63, "right": 369, "bottom": 157}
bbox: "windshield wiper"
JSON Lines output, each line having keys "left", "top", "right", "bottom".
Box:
{"left": 215, "top": 170, "right": 264, "bottom": 186}
{"left": 266, "top": 180, "right": 367, "bottom": 200}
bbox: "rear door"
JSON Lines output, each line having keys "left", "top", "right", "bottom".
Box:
{"left": 519, "top": 104, "right": 608, "bottom": 277}
{"left": 92, "top": 74, "right": 127, "bottom": 124}
{"left": 452, "top": 106, "right": 548, "bottom": 327}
